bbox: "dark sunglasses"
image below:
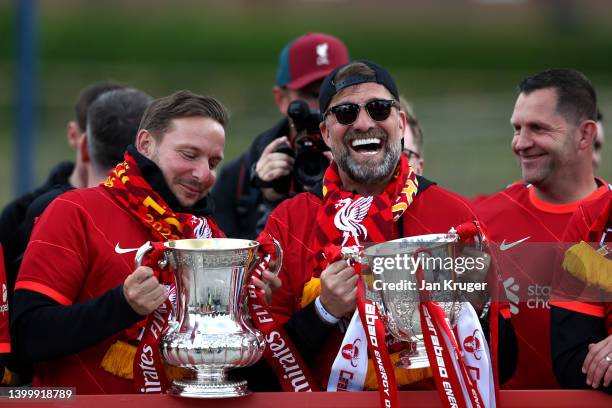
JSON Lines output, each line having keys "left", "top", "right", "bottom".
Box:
{"left": 325, "top": 99, "right": 400, "bottom": 125}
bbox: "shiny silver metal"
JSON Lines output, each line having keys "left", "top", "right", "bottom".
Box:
{"left": 361, "top": 233, "right": 464, "bottom": 369}
{"left": 158, "top": 238, "right": 266, "bottom": 398}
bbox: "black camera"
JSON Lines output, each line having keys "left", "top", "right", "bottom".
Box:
{"left": 271, "top": 100, "right": 330, "bottom": 194}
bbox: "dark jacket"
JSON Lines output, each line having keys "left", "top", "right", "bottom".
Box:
{"left": 551, "top": 306, "right": 611, "bottom": 393}
{"left": 0, "top": 161, "right": 74, "bottom": 289}
{"left": 0, "top": 161, "right": 74, "bottom": 383}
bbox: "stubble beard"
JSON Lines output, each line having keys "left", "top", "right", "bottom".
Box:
{"left": 332, "top": 127, "right": 401, "bottom": 185}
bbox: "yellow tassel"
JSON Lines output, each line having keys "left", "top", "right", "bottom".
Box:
{"left": 364, "top": 351, "right": 432, "bottom": 389}
{"left": 101, "top": 340, "right": 137, "bottom": 379}
{"left": 101, "top": 340, "right": 191, "bottom": 382}
{"left": 563, "top": 241, "right": 612, "bottom": 292}
{"left": 301, "top": 278, "right": 322, "bottom": 308}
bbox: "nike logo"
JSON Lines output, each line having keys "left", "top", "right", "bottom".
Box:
{"left": 499, "top": 236, "right": 530, "bottom": 251}
{"left": 115, "top": 243, "right": 140, "bottom": 254}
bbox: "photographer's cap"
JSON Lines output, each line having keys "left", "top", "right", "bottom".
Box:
{"left": 276, "top": 33, "right": 350, "bottom": 90}
{"left": 319, "top": 60, "right": 400, "bottom": 113}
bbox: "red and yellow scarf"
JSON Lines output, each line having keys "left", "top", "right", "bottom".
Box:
{"left": 100, "top": 151, "right": 224, "bottom": 391}
{"left": 311, "top": 153, "right": 419, "bottom": 277}
{"left": 300, "top": 155, "right": 425, "bottom": 390}
{"left": 103, "top": 151, "right": 224, "bottom": 241}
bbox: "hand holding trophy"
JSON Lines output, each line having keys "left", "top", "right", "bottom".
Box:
{"left": 135, "top": 238, "right": 281, "bottom": 398}
{"left": 342, "top": 222, "right": 496, "bottom": 408}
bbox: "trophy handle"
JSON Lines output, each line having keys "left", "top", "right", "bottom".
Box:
{"left": 247, "top": 235, "right": 283, "bottom": 278}
{"left": 133, "top": 241, "right": 177, "bottom": 323}
{"left": 269, "top": 237, "right": 283, "bottom": 276}
{"left": 134, "top": 241, "right": 169, "bottom": 270}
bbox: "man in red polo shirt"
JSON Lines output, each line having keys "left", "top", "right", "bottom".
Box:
{"left": 12, "top": 91, "right": 233, "bottom": 394}
{"left": 476, "top": 69, "right": 608, "bottom": 389}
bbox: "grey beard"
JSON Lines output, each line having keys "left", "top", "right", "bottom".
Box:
{"left": 333, "top": 129, "right": 401, "bottom": 185}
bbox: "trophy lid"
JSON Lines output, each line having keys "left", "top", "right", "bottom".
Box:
{"left": 164, "top": 238, "right": 259, "bottom": 251}
{"left": 364, "top": 233, "right": 457, "bottom": 257}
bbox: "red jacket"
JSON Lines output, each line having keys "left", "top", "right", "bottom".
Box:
{"left": 263, "top": 179, "right": 483, "bottom": 385}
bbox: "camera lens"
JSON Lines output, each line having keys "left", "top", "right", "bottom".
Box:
{"left": 288, "top": 100, "right": 310, "bottom": 123}
{"left": 283, "top": 100, "right": 329, "bottom": 191}
{"left": 294, "top": 150, "right": 330, "bottom": 189}
{"left": 288, "top": 100, "right": 322, "bottom": 134}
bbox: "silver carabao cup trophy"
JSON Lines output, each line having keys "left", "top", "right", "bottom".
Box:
{"left": 356, "top": 231, "right": 489, "bottom": 369}
{"left": 155, "top": 238, "right": 267, "bottom": 398}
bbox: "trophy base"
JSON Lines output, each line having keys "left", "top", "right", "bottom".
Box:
{"left": 168, "top": 378, "right": 250, "bottom": 398}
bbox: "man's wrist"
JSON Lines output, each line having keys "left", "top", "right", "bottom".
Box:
{"left": 314, "top": 296, "right": 340, "bottom": 325}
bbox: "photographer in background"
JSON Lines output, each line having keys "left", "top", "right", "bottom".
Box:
{"left": 211, "top": 33, "right": 349, "bottom": 239}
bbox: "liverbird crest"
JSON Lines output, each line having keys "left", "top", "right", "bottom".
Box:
{"left": 333, "top": 196, "right": 373, "bottom": 247}
{"left": 316, "top": 42, "right": 330, "bottom": 65}
{"left": 192, "top": 216, "right": 212, "bottom": 239}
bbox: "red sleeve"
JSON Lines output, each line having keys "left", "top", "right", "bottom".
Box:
{"left": 259, "top": 194, "right": 320, "bottom": 325}
{"left": 259, "top": 200, "right": 302, "bottom": 325}
{"left": 15, "top": 195, "right": 89, "bottom": 305}
{"left": 0, "top": 245, "right": 9, "bottom": 353}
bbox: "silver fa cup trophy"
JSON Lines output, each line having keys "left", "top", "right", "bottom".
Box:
{"left": 349, "top": 230, "right": 490, "bottom": 369}
{"left": 144, "top": 238, "right": 279, "bottom": 398}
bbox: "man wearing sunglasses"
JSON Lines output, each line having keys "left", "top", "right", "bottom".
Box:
{"left": 210, "top": 33, "right": 349, "bottom": 240}
{"left": 259, "top": 60, "right": 507, "bottom": 391}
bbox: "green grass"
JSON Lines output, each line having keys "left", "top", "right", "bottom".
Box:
{"left": 3, "top": 5, "right": 612, "bottom": 72}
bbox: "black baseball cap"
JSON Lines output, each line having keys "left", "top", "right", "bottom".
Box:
{"left": 319, "top": 60, "right": 400, "bottom": 113}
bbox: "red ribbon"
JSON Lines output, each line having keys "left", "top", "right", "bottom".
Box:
{"left": 356, "top": 260, "right": 399, "bottom": 408}
{"left": 247, "top": 234, "right": 318, "bottom": 392}
{"left": 416, "top": 258, "right": 484, "bottom": 408}
{"left": 133, "top": 242, "right": 174, "bottom": 393}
